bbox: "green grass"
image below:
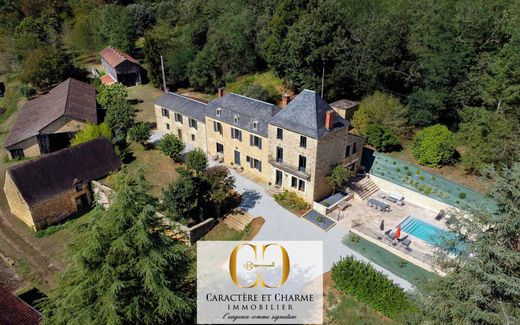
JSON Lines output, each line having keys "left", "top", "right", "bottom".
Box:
{"left": 225, "top": 71, "right": 288, "bottom": 99}
{"left": 325, "top": 291, "right": 393, "bottom": 325}
{"left": 127, "top": 83, "right": 164, "bottom": 123}
{"left": 202, "top": 222, "right": 245, "bottom": 241}
{"left": 343, "top": 234, "right": 437, "bottom": 287}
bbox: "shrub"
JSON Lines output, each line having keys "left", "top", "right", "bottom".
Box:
{"left": 432, "top": 176, "right": 437, "bottom": 181}
{"left": 71, "top": 122, "right": 113, "bottom": 146}
{"left": 459, "top": 192, "right": 466, "bottom": 199}
{"left": 273, "top": 191, "right": 310, "bottom": 213}
{"left": 412, "top": 124, "right": 456, "bottom": 167}
{"left": 157, "top": 134, "right": 185, "bottom": 162}
{"left": 331, "top": 256, "right": 413, "bottom": 319}
{"left": 349, "top": 234, "right": 360, "bottom": 242}
{"left": 404, "top": 166, "right": 409, "bottom": 170}
{"left": 419, "top": 175, "right": 425, "bottom": 180}
{"left": 19, "top": 83, "right": 35, "bottom": 98}
{"left": 425, "top": 187, "right": 432, "bottom": 195}
{"left": 128, "top": 122, "right": 151, "bottom": 147}
{"left": 365, "top": 125, "right": 401, "bottom": 152}
{"left": 406, "top": 171, "right": 412, "bottom": 176}
{"left": 415, "top": 170, "right": 421, "bottom": 175}
{"left": 396, "top": 167, "right": 400, "bottom": 172}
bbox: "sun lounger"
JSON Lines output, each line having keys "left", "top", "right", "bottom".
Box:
{"left": 401, "top": 238, "right": 412, "bottom": 247}
{"left": 435, "top": 209, "right": 445, "bottom": 221}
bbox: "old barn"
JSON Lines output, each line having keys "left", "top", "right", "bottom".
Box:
{"left": 4, "top": 138, "right": 121, "bottom": 231}
{"left": 4, "top": 78, "right": 98, "bottom": 160}
{"left": 100, "top": 47, "right": 143, "bottom": 86}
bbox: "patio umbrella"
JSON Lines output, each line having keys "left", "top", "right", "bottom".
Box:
{"left": 379, "top": 220, "right": 384, "bottom": 232}
{"left": 395, "top": 225, "right": 401, "bottom": 241}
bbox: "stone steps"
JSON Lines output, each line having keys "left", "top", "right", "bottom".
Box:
{"left": 351, "top": 177, "right": 379, "bottom": 200}
{"left": 224, "top": 212, "right": 254, "bottom": 231}
{"left": 265, "top": 185, "right": 284, "bottom": 197}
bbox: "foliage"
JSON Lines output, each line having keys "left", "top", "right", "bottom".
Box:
{"left": 365, "top": 125, "right": 401, "bottom": 152}
{"left": 38, "top": 170, "right": 195, "bottom": 324}
{"left": 157, "top": 134, "right": 185, "bottom": 162}
{"left": 412, "top": 124, "right": 456, "bottom": 167}
{"left": 19, "top": 83, "right": 35, "bottom": 98}
{"left": 417, "top": 163, "right": 520, "bottom": 324}
{"left": 19, "top": 46, "right": 79, "bottom": 91}
{"left": 457, "top": 107, "right": 519, "bottom": 173}
{"left": 327, "top": 164, "right": 352, "bottom": 194}
{"left": 352, "top": 91, "right": 409, "bottom": 136}
{"left": 97, "top": 4, "right": 135, "bottom": 53}
{"left": 97, "top": 83, "right": 128, "bottom": 108}
{"left": 70, "top": 122, "right": 113, "bottom": 146}
{"left": 203, "top": 165, "right": 235, "bottom": 218}
{"left": 128, "top": 122, "right": 151, "bottom": 148}
{"left": 184, "top": 148, "right": 208, "bottom": 175}
{"left": 331, "top": 256, "right": 413, "bottom": 319}
{"left": 238, "top": 82, "right": 277, "bottom": 104}
{"left": 105, "top": 100, "right": 135, "bottom": 138}
{"left": 273, "top": 190, "right": 310, "bottom": 214}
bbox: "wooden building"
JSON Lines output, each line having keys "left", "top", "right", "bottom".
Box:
{"left": 4, "top": 138, "right": 121, "bottom": 231}
{"left": 4, "top": 78, "right": 98, "bottom": 160}
{"left": 100, "top": 47, "right": 142, "bottom": 86}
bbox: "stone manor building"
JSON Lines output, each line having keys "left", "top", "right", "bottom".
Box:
{"left": 155, "top": 89, "right": 364, "bottom": 203}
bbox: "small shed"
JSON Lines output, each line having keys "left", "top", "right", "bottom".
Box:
{"left": 4, "top": 138, "right": 122, "bottom": 230}
{"left": 100, "top": 47, "right": 143, "bottom": 86}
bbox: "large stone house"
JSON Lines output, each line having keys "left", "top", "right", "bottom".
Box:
{"left": 4, "top": 78, "right": 97, "bottom": 160}
{"left": 4, "top": 138, "right": 121, "bottom": 231}
{"left": 100, "top": 47, "right": 142, "bottom": 86}
{"left": 155, "top": 89, "right": 364, "bottom": 203}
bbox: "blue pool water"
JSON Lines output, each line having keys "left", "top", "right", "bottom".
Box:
{"left": 399, "top": 216, "right": 446, "bottom": 245}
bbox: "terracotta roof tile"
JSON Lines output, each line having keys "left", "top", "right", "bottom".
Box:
{"left": 100, "top": 47, "right": 139, "bottom": 68}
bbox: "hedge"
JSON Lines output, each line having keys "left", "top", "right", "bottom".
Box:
{"left": 331, "top": 256, "right": 413, "bottom": 319}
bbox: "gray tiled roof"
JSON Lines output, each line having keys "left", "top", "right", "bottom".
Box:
{"left": 155, "top": 92, "right": 208, "bottom": 122}
{"left": 270, "top": 89, "right": 348, "bottom": 138}
{"left": 206, "top": 93, "right": 279, "bottom": 137}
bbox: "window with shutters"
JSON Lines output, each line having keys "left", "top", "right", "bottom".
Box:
{"left": 189, "top": 118, "right": 197, "bottom": 129}
{"left": 161, "top": 108, "right": 169, "bottom": 118}
{"left": 213, "top": 121, "right": 222, "bottom": 135}
{"left": 174, "top": 113, "right": 183, "bottom": 123}
{"left": 231, "top": 128, "right": 242, "bottom": 141}
{"left": 250, "top": 135, "right": 262, "bottom": 149}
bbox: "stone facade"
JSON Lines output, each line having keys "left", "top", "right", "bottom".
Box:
{"left": 155, "top": 104, "right": 207, "bottom": 151}
{"left": 4, "top": 171, "right": 92, "bottom": 231}
{"left": 206, "top": 116, "right": 269, "bottom": 183}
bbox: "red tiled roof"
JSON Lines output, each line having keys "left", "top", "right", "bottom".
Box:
{"left": 5, "top": 78, "right": 97, "bottom": 148}
{"left": 100, "top": 74, "right": 116, "bottom": 85}
{"left": 0, "top": 285, "right": 41, "bottom": 325}
{"left": 100, "top": 46, "right": 139, "bottom": 68}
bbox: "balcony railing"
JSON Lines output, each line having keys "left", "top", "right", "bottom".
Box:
{"left": 268, "top": 156, "right": 311, "bottom": 180}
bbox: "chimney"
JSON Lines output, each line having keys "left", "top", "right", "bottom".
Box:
{"left": 281, "top": 94, "right": 290, "bottom": 108}
{"left": 218, "top": 88, "right": 224, "bottom": 98}
{"left": 325, "top": 110, "right": 335, "bottom": 130}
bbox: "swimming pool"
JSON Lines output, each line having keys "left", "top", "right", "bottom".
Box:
{"left": 399, "top": 216, "right": 446, "bottom": 245}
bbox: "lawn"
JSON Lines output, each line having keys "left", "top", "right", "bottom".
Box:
{"left": 202, "top": 217, "right": 264, "bottom": 241}
{"left": 127, "top": 83, "right": 164, "bottom": 124}
{"left": 225, "top": 71, "right": 291, "bottom": 100}
{"left": 323, "top": 272, "right": 393, "bottom": 325}
{"left": 343, "top": 234, "right": 436, "bottom": 287}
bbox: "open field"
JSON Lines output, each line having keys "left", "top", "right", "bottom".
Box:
{"left": 127, "top": 83, "right": 163, "bottom": 124}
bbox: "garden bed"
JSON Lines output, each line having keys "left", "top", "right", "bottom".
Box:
{"left": 302, "top": 210, "right": 336, "bottom": 231}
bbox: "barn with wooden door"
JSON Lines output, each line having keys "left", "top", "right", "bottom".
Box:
{"left": 100, "top": 46, "right": 143, "bottom": 86}
{"left": 3, "top": 138, "right": 121, "bottom": 231}
{"left": 4, "top": 78, "right": 98, "bottom": 160}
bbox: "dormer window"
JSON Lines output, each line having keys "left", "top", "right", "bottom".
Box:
{"left": 216, "top": 108, "right": 222, "bottom": 117}
{"left": 252, "top": 121, "right": 259, "bottom": 131}
{"left": 234, "top": 115, "right": 240, "bottom": 125}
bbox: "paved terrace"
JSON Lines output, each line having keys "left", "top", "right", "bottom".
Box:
{"left": 223, "top": 167, "right": 414, "bottom": 291}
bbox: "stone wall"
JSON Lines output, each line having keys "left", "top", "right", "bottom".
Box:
{"left": 40, "top": 116, "right": 85, "bottom": 134}
{"left": 369, "top": 174, "right": 453, "bottom": 212}
{"left": 5, "top": 136, "right": 40, "bottom": 159}
{"left": 3, "top": 171, "right": 35, "bottom": 229}
{"left": 155, "top": 104, "right": 208, "bottom": 151}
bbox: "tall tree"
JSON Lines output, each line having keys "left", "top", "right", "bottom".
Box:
{"left": 39, "top": 170, "right": 195, "bottom": 324}
{"left": 417, "top": 163, "right": 520, "bottom": 324}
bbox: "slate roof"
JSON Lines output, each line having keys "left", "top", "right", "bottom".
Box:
{"left": 5, "top": 78, "right": 97, "bottom": 148}
{"left": 270, "top": 89, "right": 348, "bottom": 138}
{"left": 0, "top": 285, "right": 41, "bottom": 325}
{"left": 206, "top": 93, "right": 280, "bottom": 137}
{"left": 329, "top": 99, "right": 359, "bottom": 110}
{"left": 99, "top": 46, "right": 139, "bottom": 68}
{"left": 7, "top": 138, "right": 121, "bottom": 208}
{"left": 155, "top": 92, "right": 208, "bottom": 122}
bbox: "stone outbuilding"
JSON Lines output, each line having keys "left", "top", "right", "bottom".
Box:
{"left": 4, "top": 138, "right": 121, "bottom": 231}
{"left": 100, "top": 47, "right": 143, "bottom": 86}
{"left": 4, "top": 78, "right": 98, "bottom": 160}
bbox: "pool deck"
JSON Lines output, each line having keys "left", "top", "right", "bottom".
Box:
{"left": 335, "top": 193, "right": 448, "bottom": 257}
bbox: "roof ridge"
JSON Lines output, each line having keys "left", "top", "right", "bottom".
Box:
{"left": 170, "top": 92, "right": 207, "bottom": 105}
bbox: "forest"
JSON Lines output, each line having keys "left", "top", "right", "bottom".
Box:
{"left": 1, "top": 0, "right": 519, "bottom": 174}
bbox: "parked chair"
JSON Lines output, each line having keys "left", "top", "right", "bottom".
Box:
{"left": 435, "top": 209, "right": 445, "bottom": 221}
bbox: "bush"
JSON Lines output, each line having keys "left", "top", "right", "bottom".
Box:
{"left": 71, "top": 122, "right": 113, "bottom": 146}
{"left": 331, "top": 256, "right": 413, "bottom": 319}
{"left": 19, "top": 83, "right": 35, "bottom": 98}
{"left": 365, "top": 125, "right": 401, "bottom": 152}
{"left": 406, "top": 171, "right": 412, "bottom": 176}
{"left": 419, "top": 175, "right": 425, "bottom": 180}
{"left": 396, "top": 167, "right": 401, "bottom": 172}
{"left": 459, "top": 192, "right": 466, "bottom": 199}
{"left": 157, "top": 134, "right": 185, "bottom": 162}
{"left": 412, "top": 124, "right": 456, "bottom": 167}
{"left": 128, "top": 122, "right": 151, "bottom": 147}
{"left": 239, "top": 82, "right": 277, "bottom": 104}
{"left": 273, "top": 190, "right": 310, "bottom": 213}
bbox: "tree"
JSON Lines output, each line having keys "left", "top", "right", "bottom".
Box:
{"left": 416, "top": 163, "right": 520, "bottom": 324}
{"left": 365, "top": 125, "right": 401, "bottom": 152}
{"left": 352, "top": 91, "right": 409, "bottom": 136}
{"left": 97, "top": 4, "right": 135, "bottom": 53}
{"left": 326, "top": 164, "right": 352, "bottom": 194}
{"left": 412, "top": 124, "right": 456, "bottom": 167}
{"left": 19, "top": 46, "right": 78, "bottom": 90}
{"left": 457, "top": 107, "right": 519, "bottom": 173}
{"left": 161, "top": 173, "right": 209, "bottom": 223}
{"left": 105, "top": 100, "right": 135, "bottom": 138}
{"left": 157, "top": 134, "right": 185, "bottom": 162}
{"left": 39, "top": 170, "right": 195, "bottom": 324}
{"left": 97, "top": 83, "right": 128, "bottom": 108}
{"left": 184, "top": 148, "right": 208, "bottom": 175}
{"left": 204, "top": 166, "right": 235, "bottom": 218}
{"left": 70, "top": 122, "right": 113, "bottom": 146}
{"left": 128, "top": 122, "right": 151, "bottom": 148}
